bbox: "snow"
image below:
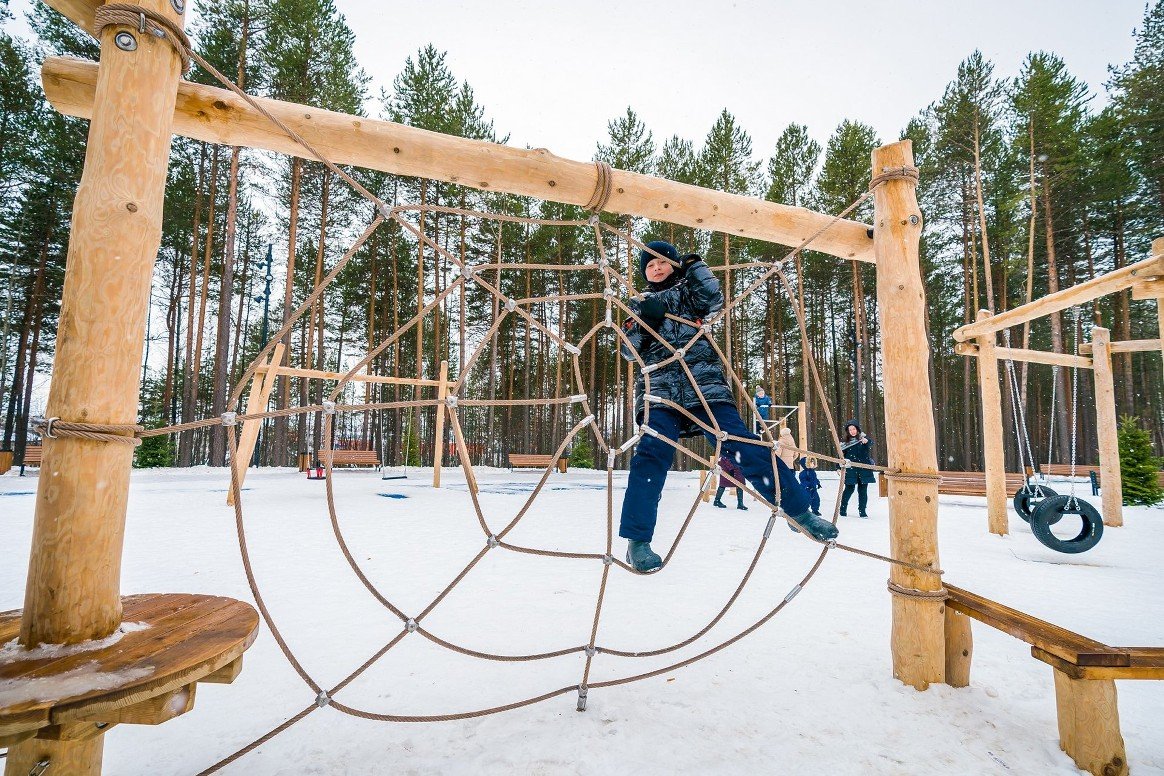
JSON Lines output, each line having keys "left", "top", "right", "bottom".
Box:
{"left": 2, "top": 465, "right": 1161, "bottom": 775}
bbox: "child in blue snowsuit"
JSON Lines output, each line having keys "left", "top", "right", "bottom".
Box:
{"left": 798, "top": 457, "right": 822, "bottom": 516}
{"left": 618, "top": 241, "right": 839, "bottom": 573}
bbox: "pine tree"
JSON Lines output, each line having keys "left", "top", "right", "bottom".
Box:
{"left": 1117, "top": 415, "right": 1162, "bottom": 505}
{"left": 1108, "top": 1, "right": 1164, "bottom": 221}
{"left": 568, "top": 431, "right": 594, "bottom": 469}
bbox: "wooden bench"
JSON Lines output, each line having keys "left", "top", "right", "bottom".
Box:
{"left": 945, "top": 584, "right": 1163, "bottom": 776}
{"left": 18, "top": 445, "right": 42, "bottom": 476}
{"left": 878, "top": 470, "right": 1026, "bottom": 498}
{"left": 319, "top": 449, "right": 380, "bottom": 470}
{"left": 1027, "top": 463, "right": 1164, "bottom": 490}
{"left": 508, "top": 453, "right": 568, "bottom": 473}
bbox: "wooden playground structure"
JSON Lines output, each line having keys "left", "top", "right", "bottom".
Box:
{"left": 953, "top": 235, "right": 1164, "bottom": 535}
{"left": 1, "top": 2, "right": 1160, "bottom": 775}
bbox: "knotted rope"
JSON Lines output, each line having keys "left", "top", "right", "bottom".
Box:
{"left": 584, "top": 160, "right": 614, "bottom": 213}
{"left": 868, "top": 164, "right": 920, "bottom": 190}
{"left": 31, "top": 417, "right": 142, "bottom": 447}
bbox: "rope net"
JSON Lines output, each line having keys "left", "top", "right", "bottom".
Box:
{"left": 31, "top": 14, "right": 940, "bottom": 772}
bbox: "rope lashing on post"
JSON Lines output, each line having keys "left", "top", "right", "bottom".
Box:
{"left": 31, "top": 417, "right": 143, "bottom": 447}
{"left": 868, "top": 165, "right": 920, "bottom": 191}
{"left": 92, "top": 4, "right": 192, "bottom": 73}
{"left": 584, "top": 161, "right": 614, "bottom": 214}
{"left": 886, "top": 580, "right": 949, "bottom": 600}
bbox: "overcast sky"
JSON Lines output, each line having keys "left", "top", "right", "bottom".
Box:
{"left": 9, "top": 0, "right": 1151, "bottom": 161}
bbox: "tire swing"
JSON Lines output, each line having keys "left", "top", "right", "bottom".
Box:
{"left": 1002, "top": 333, "right": 1059, "bottom": 523}
{"left": 1027, "top": 308, "right": 1103, "bottom": 554}
{"left": 1029, "top": 495, "right": 1103, "bottom": 553}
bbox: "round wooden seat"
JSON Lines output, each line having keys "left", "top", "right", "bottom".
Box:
{"left": 0, "top": 593, "right": 258, "bottom": 747}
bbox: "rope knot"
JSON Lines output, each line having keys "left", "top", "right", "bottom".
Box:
{"left": 584, "top": 161, "right": 613, "bottom": 213}
{"left": 868, "top": 165, "right": 920, "bottom": 191}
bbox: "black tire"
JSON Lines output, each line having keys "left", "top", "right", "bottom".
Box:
{"left": 1029, "top": 495, "right": 1103, "bottom": 554}
{"left": 1013, "top": 483, "right": 1059, "bottom": 523}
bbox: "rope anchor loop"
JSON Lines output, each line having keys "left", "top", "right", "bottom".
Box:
{"left": 576, "top": 685, "right": 589, "bottom": 712}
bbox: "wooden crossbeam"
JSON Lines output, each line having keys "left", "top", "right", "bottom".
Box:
{"left": 954, "top": 250, "right": 1164, "bottom": 341}
{"left": 43, "top": 0, "right": 99, "bottom": 34}
{"left": 41, "top": 56, "right": 877, "bottom": 263}
{"left": 953, "top": 342, "right": 1093, "bottom": 369}
{"left": 1079, "top": 338, "right": 1161, "bottom": 355}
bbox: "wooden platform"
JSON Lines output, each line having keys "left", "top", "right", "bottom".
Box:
{"left": 944, "top": 584, "right": 1164, "bottom": 775}
{"left": 0, "top": 593, "right": 258, "bottom": 748}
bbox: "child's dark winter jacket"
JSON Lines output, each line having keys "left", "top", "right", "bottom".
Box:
{"left": 840, "top": 420, "right": 876, "bottom": 485}
{"left": 797, "top": 460, "right": 821, "bottom": 493}
{"left": 621, "top": 258, "right": 731, "bottom": 434}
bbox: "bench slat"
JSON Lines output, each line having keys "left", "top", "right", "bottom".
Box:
{"left": 945, "top": 584, "right": 1127, "bottom": 668}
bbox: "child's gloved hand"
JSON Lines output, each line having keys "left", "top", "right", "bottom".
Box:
{"left": 638, "top": 295, "right": 666, "bottom": 329}
{"left": 681, "top": 253, "right": 703, "bottom": 271}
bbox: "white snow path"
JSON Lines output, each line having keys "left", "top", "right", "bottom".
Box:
{"left": 2, "top": 466, "right": 1161, "bottom": 775}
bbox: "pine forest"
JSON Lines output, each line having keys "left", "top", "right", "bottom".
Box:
{"left": 2, "top": 0, "right": 1163, "bottom": 476}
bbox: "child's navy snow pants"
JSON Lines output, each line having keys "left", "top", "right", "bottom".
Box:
{"left": 619, "top": 403, "right": 810, "bottom": 542}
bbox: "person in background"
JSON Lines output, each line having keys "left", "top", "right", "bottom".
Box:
{"left": 798, "top": 456, "right": 822, "bottom": 516}
{"left": 713, "top": 452, "right": 747, "bottom": 510}
{"left": 840, "top": 420, "right": 875, "bottom": 518}
{"left": 753, "top": 386, "right": 773, "bottom": 434}
{"left": 777, "top": 426, "right": 798, "bottom": 470}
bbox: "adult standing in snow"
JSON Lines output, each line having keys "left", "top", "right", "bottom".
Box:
{"left": 618, "top": 240, "right": 838, "bottom": 573}
{"left": 753, "top": 386, "right": 772, "bottom": 434}
{"left": 713, "top": 453, "right": 747, "bottom": 510}
{"left": 839, "top": 420, "right": 875, "bottom": 517}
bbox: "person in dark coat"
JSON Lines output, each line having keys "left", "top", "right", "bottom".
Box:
{"left": 713, "top": 453, "right": 747, "bottom": 510}
{"left": 618, "top": 240, "right": 838, "bottom": 572}
{"left": 840, "top": 420, "right": 875, "bottom": 517}
{"left": 798, "top": 456, "right": 822, "bottom": 516}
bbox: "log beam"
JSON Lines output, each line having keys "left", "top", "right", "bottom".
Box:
{"left": 1091, "top": 328, "right": 1123, "bottom": 527}
{"left": 943, "top": 607, "right": 973, "bottom": 688}
{"left": 433, "top": 360, "right": 448, "bottom": 488}
{"left": 228, "top": 343, "right": 283, "bottom": 506}
{"left": 43, "top": 0, "right": 100, "bottom": 34}
{"left": 1079, "top": 338, "right": 1161, "bottom": 355}
{"left": 40, "top": 56, "right": 876, "bottom": 263}
{"left": 872, "top": 140, "right": 944, "bottom": 690}
{"left": 954, "top": 342, "right": 1093, "bottom": 369}
{"left": 954, "top": 251, "right": 1164, "bottom": 342}
{"left": 974, "top": 311, "right": 1008, "bottom": 536}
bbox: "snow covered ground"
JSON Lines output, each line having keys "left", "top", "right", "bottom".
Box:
{"left": 3, "top": 464, "right": 1162, "bottom": 775}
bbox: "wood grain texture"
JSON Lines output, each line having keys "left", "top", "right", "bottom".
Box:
{"left": 229, "top": 342, "right": 283, "bottom": 505}
{"left": 43, "top": 0, "right": 100, "bottom": 34}
{"left": 1079, "top": 338, "right": 1160, "bottom": 354}
{"left": 974, "top": 311, "right": 1008, "bottom": 535}
{"left": 943, "top": 607, "right": 973, "bottom": 688}
{"left": 40, "top": 57, "right": 877, "bottom": 263}
{"left": 872, "top": 141, "right": 944, "bottom": 690}
{"left": 0, "top": 594, "right": 257, "bottom": 742}
{"left": 433, "top": 360, "right": 448, "bottom": 488}
{"left": 1052, "top": 669, "right": 1127, "bottom": 776}
{"left": 1090, "top": 328, "right": 1123, "bottom": 527}
{"left": 21, "top": 0, "right": 185, "bottom": 649}
{"left": 954, "top": 342, "right": 1094, "bottom": 369}
{"left": 955, "top": 251, "right": 1164, "bottom": 341}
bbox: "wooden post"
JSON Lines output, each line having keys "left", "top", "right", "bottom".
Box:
{"left": 871, "top": 140, "right": 945, "bottom": 690}
{"left": 1091, "top": 328, "right": 1123, "bottom": 527}
{"left": 975, "top": 310, "right": 1008, "bottom": 535}
{"left": 943, "top": 608, "right": 973, "bottom": 688}
{"left": 432, "top": 360, "right": 448, "bottom": 488}
{"left": 1052, "top": 669, "right": 1127, "bottom": 776}
{"left": 227, "top": 343, "right": 284, "bottom": 506}
{"left": 9, "top": 1, "right": 185, "bottom": 774}
{"left": 796, "top": 400, "right": 807, "bottom": 459}
{"left": 1153, "top": 238, "right": 1164, "bottom": 395}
